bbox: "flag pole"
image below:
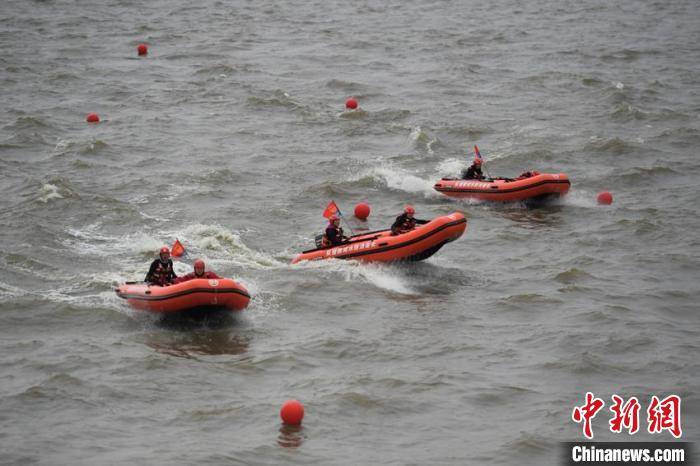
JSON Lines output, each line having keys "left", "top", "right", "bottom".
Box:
{"left": 483, "top": 162, "right": 492, "bottom": 180}
{"left": 337, "top": 208, "right": 356, "bottom": 237}
{"left": 474, "top": 145, "right": 492, "bottom": 180}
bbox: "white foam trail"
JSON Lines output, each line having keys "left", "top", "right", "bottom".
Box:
{"left": 559, "top": 190, "right": 599, "bottom": 208}
{"left": 90, "top": 270, "right": 137, "bottom": 288}
{"left": 351, "top": 263, "right": 415, "bottom": 295}
{"left": 172, "top": 223, "right": 286, "bottom": 270}
{"left": 62, "top": 222, "right": 284, "bottom": 273}
{"left": 64, "top": 226, "right": 163, "bottom": 257}
{"left": 435, "top": 158, "right": 465, "bottom": 178}
{"left": 55, "top": 222, "right": 283, "bottom": 313}
{"left": 296, "top": 259, "right": 416, "bottom": 295}
{"left": 367, "top": 166, "right": 440, "bottom": 198}
{"left": 44, "top": 288, "right": 122, "bottom": 309}
{"left": 62, "top": 220, "right": 418, "bottom": 303}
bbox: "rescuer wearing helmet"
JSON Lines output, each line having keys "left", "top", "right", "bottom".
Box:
{"left": 321, "top": 215, "right": 348, "bottom": 247}
{"left": 461, "top": 157, "right": 485, "bottom": 180}
{"left": 174, "top": 258, "right": 221, "bottom": 283}
{"left": 145, "top": 246, "right": 178, "bottom": 286}
{"left": 391, "top": 205, "right": 429, "bottom": 235}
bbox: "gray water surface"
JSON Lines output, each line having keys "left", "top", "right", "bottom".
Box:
{"left": 1, "top": 0, "right": 699, "bottom": 464}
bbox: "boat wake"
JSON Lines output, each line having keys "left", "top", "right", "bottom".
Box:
{"left": 295, "top": 259, "right": 417, "bottom": 295}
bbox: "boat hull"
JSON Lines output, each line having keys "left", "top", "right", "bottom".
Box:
{"left": 115, "top": 278, "right": 250, "bottom": 314}
{"left": 292, "top": 212, "right": 467, "bottom": 264}
{"left": 434, "top": 173, "right": 570, "bottom": 202}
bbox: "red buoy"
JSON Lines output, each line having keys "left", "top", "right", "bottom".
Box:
{"left": 137, "top": 44, "right": 148, "bottom": 56}
{"left": 597, "top": 191, "right": 613, "bottom": 205}
{"left": 86, "top": 113, "right": 100, "bottom": 123}
{"left": 345, "top": 97, "right": 358, "bottom": 110}
{"left": 280, "top": 400, "right": 304, "bottom": 425}
{"left": 354, "top": 202, "right": 371, "bottom": 220}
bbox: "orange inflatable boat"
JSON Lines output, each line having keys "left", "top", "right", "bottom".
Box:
{"left": 434, "top": 173, "right": 570, "bottom": 202}
{"left": 115, "top": 278, "right": 250, "bottom": 314}
{"left": 292, "top": 212, "right": 467, "bottom": 264}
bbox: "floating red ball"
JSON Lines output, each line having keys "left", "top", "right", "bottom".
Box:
{"left": 280, "top": 400, "right": 304, "bottom": 425}
{"left": 345, "top": 97, "right": 358, "bottom": 110}
{"left": 86, "top": 113, "right": 100, "bottom": 123}
{"left": 354, "top": 202, "right": 371, "bottom": 220}
{"left": 597, "top": 191, "right": 613, "bottom": 205}
{"left": 137, "top": 44, "right": 148, "bottom": 56}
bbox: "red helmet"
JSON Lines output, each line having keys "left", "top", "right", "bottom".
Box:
{"left": 329, "top": 214, "right": 340, "bottom": 223}
{"left": 473, "top": 158, "right": 482, "bottom": 166}
{"left": 404, "top": 205, "right": 415, "bottom": 215}
{"left": 160, "top": 246, "right": 170, "bottom": 255}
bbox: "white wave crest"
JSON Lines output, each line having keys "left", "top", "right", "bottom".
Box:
{"left": 38, "top": 183, "right": 64, "bottom": 203}
{"left": 409, "top": 126, "right": 439, "bottom": 154}
{"left": 171, "top": 223, "right": 285, "bottom": 270}
{"left": 0, "top": 281, "right": 32, "bottom": 299}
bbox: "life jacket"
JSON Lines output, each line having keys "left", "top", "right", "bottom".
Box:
{"left": 517, "top": 170, "right": 540, "bottom": 179}
{"left": 396, "top": 216, "right": 417, "bottom": 234}
{"left": 150, "top": 259, "right": 174, "bottom": 286}
{"left": 321, "top": 225, "right": 344, "bottom": 247}
{"left": 463, "top": 164, "right": 484, "bottom": 180}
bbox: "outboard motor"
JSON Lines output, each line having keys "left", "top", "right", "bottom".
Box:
{"left": 314, "top": 234, "right": 324, "bottom": 248}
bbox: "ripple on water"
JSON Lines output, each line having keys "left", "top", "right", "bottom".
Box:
{"left": 584, "top": 136, "right": 639, "bottom": 156}
{"left": 553, "top": 267, "right": 595, "bottom": 285}
{"left": 1, "top": 0, "right": 699, "bottom": 463}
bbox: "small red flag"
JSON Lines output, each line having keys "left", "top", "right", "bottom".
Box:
{"left": 474, "top": 145, "right": 483, "bottom": 162}
{"left": 171, "top": 239, "right": 185, "bottom": 257}
{"left": 322, "top": 201, "right": 340, "bottom": 219}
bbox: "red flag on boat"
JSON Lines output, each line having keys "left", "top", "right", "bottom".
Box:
{"left": 474, "top": 145, "right": 483, "bottom": 162}
{"left": 322, "top": 201, "right": 340, "bottom": 219}
{"left": 171, "top": 239, "right": 186, "bottom": 257}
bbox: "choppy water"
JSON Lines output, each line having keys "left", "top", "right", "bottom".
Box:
{"left": 1, "top": 0, "right": 699, "bottom": 464}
